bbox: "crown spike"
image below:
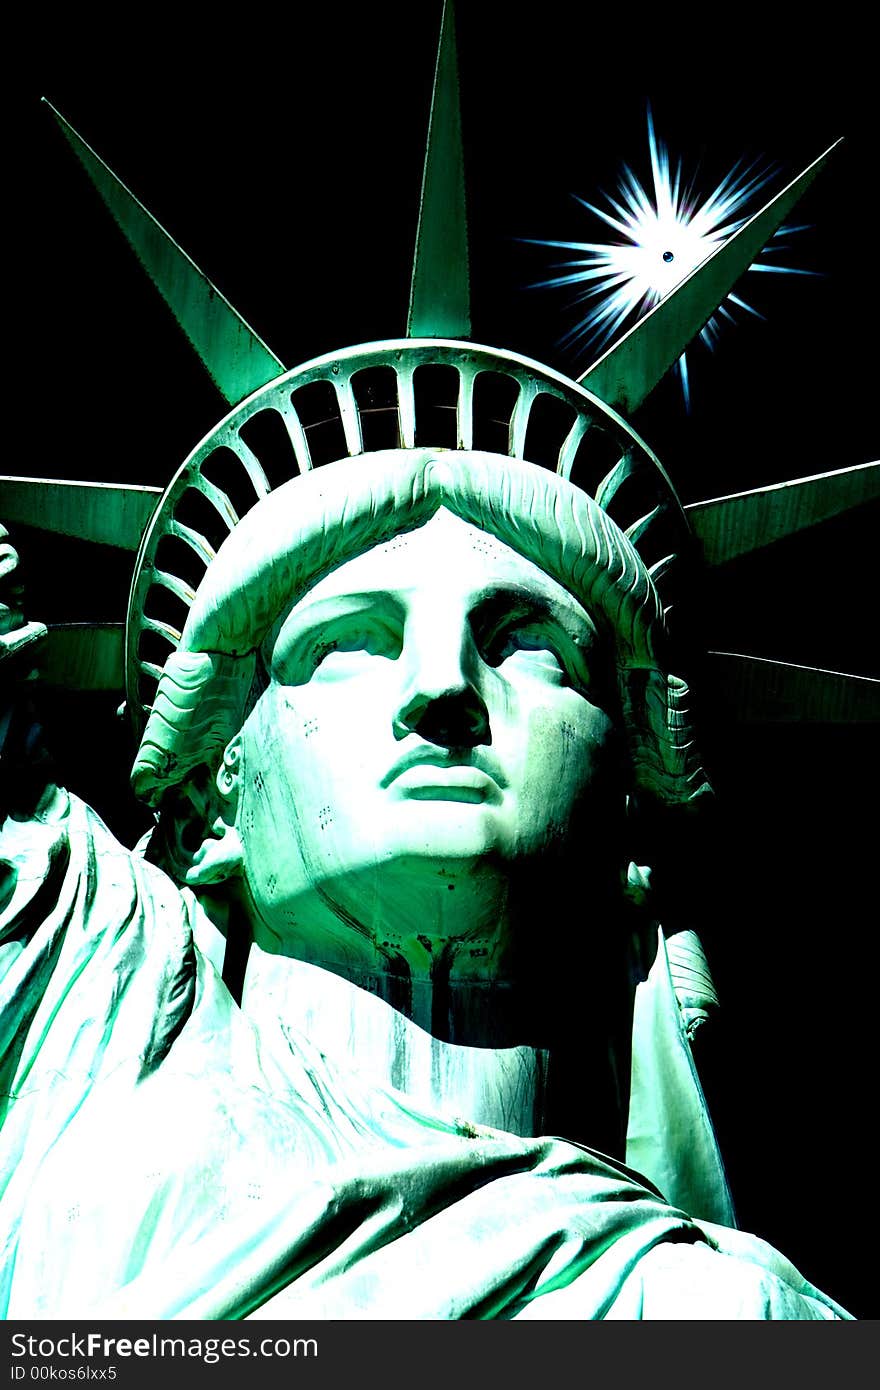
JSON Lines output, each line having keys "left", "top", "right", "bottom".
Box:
{"left": 686, "top": 461, "right": 879, "bottom": 566}
{"left": 406, "top": 1, "right": 471, "bottom": 338}
{"left": 44, "top": 99, "right": 286, "bottom": 406}
{"left": 578, "top": 140, "right": 842, "bottom": 415}
{"left": 708, "top": 652, "right": 880, "bottom": 724}
{"left": 1, "top": 476, "right": 161, "bottom": 552}
{"left": 42, "top": 624, "right": 124, "bottom": 691}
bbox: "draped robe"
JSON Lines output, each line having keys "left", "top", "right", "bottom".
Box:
{"left": 0, "top": 789, "right": 849, "bottom": 1320}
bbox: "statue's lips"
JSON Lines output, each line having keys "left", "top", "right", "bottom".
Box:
{"left": 380, "top": 750, "right": 506, "bottom": 804}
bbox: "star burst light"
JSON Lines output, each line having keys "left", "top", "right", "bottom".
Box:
{"left": 531, "top": 111, "right": 812, "bottom": 408}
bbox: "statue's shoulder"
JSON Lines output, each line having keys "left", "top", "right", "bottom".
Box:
{"left": 1, "top": 783, "right": 193, "bottom": 977}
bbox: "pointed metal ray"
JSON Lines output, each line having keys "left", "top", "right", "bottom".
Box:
{"left": 1, "top": 476, "right": 160, "bottom": 552}
{"left": 686, "top": 461, "right": 879, "bottom": 566}
{"left": 578, "top": 140, "right": 842, "bottom": 415}
{"left": 39, "top": 624, "right": 125, "bottom": 691}
{"left": 407, "top": 0, "right": 471, "bottom": 338}
{"left": 709, "top": 652, "right": 880, "bottom": 724}
{"left": 44, "top": 100, "right": 286, "bottom": 406}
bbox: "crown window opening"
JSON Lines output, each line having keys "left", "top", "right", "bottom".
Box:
{"left": 598, "top": 458, "right": 668, "bottom": 536}
{"left": 567, "top": 428, "right": 629, "bottom": 502}
{"left": 153, "top": 533, "right": 209, "bottom": 599}
{"left": 238, "top": 409, "right": 302, "bottom": 493}
{"left": 413, "top": 364, "right": 460, "bottom": 449}
{"left": 522, "top": 392, "right": 579, "bottom": 475}
{"left": 137, "top": 624, "right": 177, "bottom": 675}
{"left": 290, "top": 380, "right": 348, "bottom": 467}
{"left": 625, "top": 503, "right": 681, "bottom": 576}
{"left": 471, "top": 371, "right": 520, "bottom": 456}
{"left": 199, "top": 447, "right": 267, "bottom": 526}
{"left": 137, "top": 668, "right": 161, "bottom": 705}
{"left": 173, "top": 484, "right": 237, "bottom": 556}
{"left": 350, "top": 367, "right": 401, "bottom": 454}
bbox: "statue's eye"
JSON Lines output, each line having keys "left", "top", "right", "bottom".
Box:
{"left": 308, "top": 616, "right": 401, "bottom": 680}
{"left": 478, "top": 604, "right": 601, "bottom": 696}
{"left": 484, "top": 620, "right": 568, "bottom": 683}
{"left": 270, "top": 598, "right": 405, "bottom": 685}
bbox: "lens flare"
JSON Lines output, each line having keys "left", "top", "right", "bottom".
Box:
{"left": 529, "top": 111, "right": 812, "bottom": 408}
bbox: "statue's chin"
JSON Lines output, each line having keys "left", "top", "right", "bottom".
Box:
{"left": 244, "top": 845, "right": 524, "bottom": 984}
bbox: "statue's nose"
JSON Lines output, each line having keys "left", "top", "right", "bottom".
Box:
{"left": 392, "top": 626, "right": 490, "bottom": 747}
{"left": 395, "top": 688, "right": 489, "bottom": 747}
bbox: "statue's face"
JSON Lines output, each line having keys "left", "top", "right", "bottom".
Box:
{"left": 232, "top": 508, "right": 624, "bottom": 968}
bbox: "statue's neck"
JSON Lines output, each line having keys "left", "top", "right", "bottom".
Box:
{"left": 235, "top": 940, "right": 627, "bottom": 1151}
{"left": 240, "top": 942, "right": 551, "bottom": 1135}
{"left": 199, "top": 861, "right": 631, "bottom": 1150}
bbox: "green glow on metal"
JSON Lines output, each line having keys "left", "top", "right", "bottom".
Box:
{"left": 686, "top": 461, "right": 880, "bottom": 567}
{"left": 708, "top": 652, "right": 880, "bottom": 723}
{"left": 0, "top": 477, "right": 161, "bottom": 552}
{"left": 44, "top": 99, "right": 286, "bottom": 406}
{"left": 407, "top": 1, "right": 471, "bottom": 339}
{"left": 43, "top": 623, "right": 125, "bottom": 691}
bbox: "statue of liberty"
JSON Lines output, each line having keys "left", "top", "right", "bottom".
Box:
{"left": 1, "top": 2, "right": 876, "bottom": 1319}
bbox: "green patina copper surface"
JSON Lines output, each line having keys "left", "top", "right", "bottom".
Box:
{"left": 0, "top": 3, "right": 871, "bottom": 1324}
{"left": 45, "top": 101, "right": 285, "bottom": 407}
{"left": 407, "top": 1, "right": 471, "bottom": 338}
{"left": 685, "top": 461, "right": 880, "bottom": 566}
{"left": 1, "top": 477, "right": 160, "bottom": 552}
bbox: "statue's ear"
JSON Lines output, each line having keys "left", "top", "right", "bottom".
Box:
{"left": 183, "top": 737, "right": 245, "bottom": 888}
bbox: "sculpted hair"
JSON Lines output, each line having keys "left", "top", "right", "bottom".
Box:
{"left": 132, "top": 449, "right": 710, "bottom": 821}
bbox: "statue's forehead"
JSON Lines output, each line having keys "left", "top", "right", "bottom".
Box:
{"left": 282, "top": 507, "right": 584, "bottom": 610}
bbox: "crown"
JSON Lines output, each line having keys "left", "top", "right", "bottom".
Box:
{"left": 127, "top": 339, "right": 689, "bottom": 736}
